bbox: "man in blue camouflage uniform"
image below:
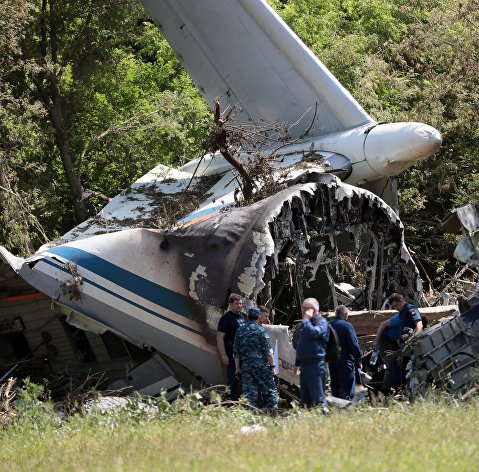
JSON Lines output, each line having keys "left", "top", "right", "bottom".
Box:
{"left": 373, "top": 293, "right": 423, "bottom": 392}
{"left": 233, "top": 307, "right": 278, "bottom": 409}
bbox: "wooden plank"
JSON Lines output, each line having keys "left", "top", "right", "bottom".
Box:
{"left": 326, "top": 305, "right": 458, "bottom": 336}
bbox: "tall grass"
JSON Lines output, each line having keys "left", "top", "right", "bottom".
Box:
{"left": 2, "top": 387, "right": 478, "bottom": 472}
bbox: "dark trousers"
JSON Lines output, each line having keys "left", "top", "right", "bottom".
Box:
{"left": 299, "top": 360, "right": 327, "bottom": 407}
{"left": 227, "top": 357, "right": 241, "bottom": 401}
{"left": 329, "top": 358, "right": 356, "bottom": 400}
{"left": 378, "top": 336, "right": 398, "bottom": 363}
{"left": 242, "top": 364, "right": 278, "bottom": 409}
{"left": 378, "top": 336, "right": 402, "bottom": 392}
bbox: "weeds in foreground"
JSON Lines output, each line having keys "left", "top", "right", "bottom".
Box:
{"left": 1, "top": 380, "right": 479, "bottom": 471}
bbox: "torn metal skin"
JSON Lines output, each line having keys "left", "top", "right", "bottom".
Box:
{"left": 155, "top": 173, "right": 422, "bottom": 389}
{"left": 441, "top": 203, "right": 479, "bottom": 306}
{"left": 176, "top": 173, "right": 421, "bottom": 320}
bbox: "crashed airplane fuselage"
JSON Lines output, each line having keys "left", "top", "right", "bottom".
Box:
{"left": 2, "top": 175, "right": 422, "bottom": 387}
{"left": 0, "top": 0, "right": 440, "bottom": 392}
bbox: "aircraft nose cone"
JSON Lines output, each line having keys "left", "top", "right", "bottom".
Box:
{"left": 415, "top": 123, "right": 442, "bottom": 155}
{"left": 364, "top": 122, "right": 442, "bottom": 177}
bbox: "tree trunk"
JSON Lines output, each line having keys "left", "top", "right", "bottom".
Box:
{"left": 219, "top": 147, "right": 253, "bottom": 200}
{"left": 0, "top": 157, "right": 4, "bottom": 208}
{"left": 41, "top": 0, "right": 88, "bottom": 223}
{"left": 210, "top": 97, "right": 254, "bottom": 200}
{"left": 49, "top": 80, "right": 88, "bottom": 222}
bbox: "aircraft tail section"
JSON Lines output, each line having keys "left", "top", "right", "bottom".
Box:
{"left": 140, "top": 0, "right": 373, "bottom": 137}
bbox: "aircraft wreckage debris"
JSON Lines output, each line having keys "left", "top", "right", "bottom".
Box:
{"left": 334, "top": 306, "right": 459, "bottom": 337}
{"left": 0, "top": 174, "right": 426, "bottom": 397}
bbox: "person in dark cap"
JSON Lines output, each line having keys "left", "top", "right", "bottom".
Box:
{"left": 373, "top": 293, "right": 423, "bottom": 392}
{"left": 233, "top": 307, "right": 278, "bottom": 409}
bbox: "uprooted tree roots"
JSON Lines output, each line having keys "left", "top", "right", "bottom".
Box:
{"left": 204, "top": 97, "right": 294, "bottom": 203}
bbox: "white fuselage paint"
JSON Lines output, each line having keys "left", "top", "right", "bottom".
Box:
{"left": 34, "top": 255, "right": 217, "bottom": 354}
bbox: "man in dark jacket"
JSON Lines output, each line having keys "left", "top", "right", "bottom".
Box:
{"left": 294, "top": 297, "right": 329, "bottom": 410}
{"left": 328, "top": 305, "right": 362, "bottom": 400}
{"left": 216, "top": 293, "right": 247, "bottom": 400}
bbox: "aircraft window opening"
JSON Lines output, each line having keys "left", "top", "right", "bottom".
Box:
{"left": 0, "top": 317, "right": 26, "bottom": 333}
{"left": 128, "top": 343, "right": 154, "bottom": 365}
{"left": 0, "top": 332, "right": 32, "bottom": 365}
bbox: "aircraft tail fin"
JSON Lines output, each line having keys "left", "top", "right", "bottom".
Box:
{"left": 140, "top": 0, "right": 373, "bottom": 137}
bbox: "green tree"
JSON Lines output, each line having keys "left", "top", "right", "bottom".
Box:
{"left": 268, "top": 0, "right": 412, "bottom": 117}
{"left": 271, "top": 0, "right": 479, "bottom": 288}
{"left": 391, "top": 0, "right": 479, "bottom": 285}
{"left": 0, "top": 0, "right": 48, "bottom": 254}
{"left": 23, "top": 0, "right": 148, "bottom": 223}
{"left": 0, "top": 1, "right": 209, "bottom": 254}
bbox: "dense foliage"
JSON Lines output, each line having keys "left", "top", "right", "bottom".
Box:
{"left": 270, "top": 0, "right": 479, "bottom": 288}
{"left": 0, "top": 0, "right": 210, "bottom": 254}
{"left": 1, "top": 0, "right": 478, "bottom": 289}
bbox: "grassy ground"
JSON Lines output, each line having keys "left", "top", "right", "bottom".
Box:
{"left": 2, "top": 389, "right": 478, "bottom": 472}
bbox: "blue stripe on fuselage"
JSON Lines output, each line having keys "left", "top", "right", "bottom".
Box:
{"left": 46, "top": 246, "right": 200, "bottom": 319}
{"left": 41, "top": 258, "right": 203, "bottom": 336}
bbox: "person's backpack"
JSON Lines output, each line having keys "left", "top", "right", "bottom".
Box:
{"left": 291, "top": 320, "right": 302, "bottom": 350}
{"left": 325, "top": 323, "right": 341, "bottom": 363}
{"left": 291, "top": 319, "right": 341, "bottom": 363}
